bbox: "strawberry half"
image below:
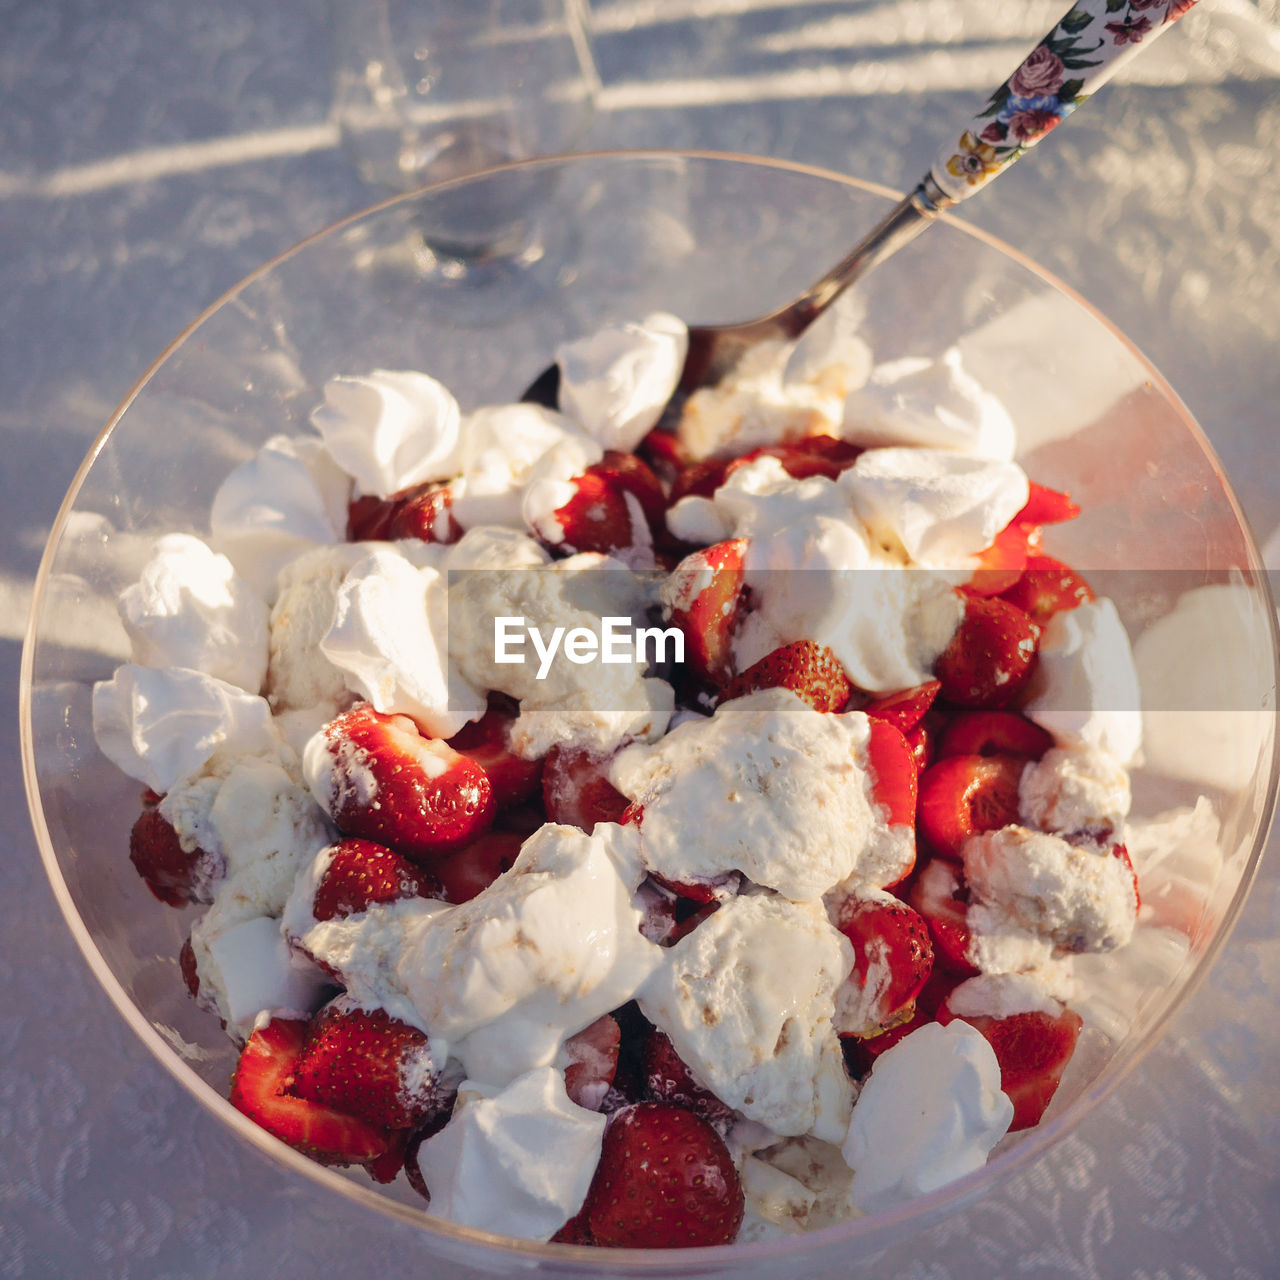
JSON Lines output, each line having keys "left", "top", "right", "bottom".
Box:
{"left": 719, "top": 640, "right": 852, "bottom": 714}
{"left": 832, "top": 893, "right": 934, "bottom": 1033}
{"left": 865, "top": 718, "right": 919, "bottom": 828}
{"left": 312, "top": 837, "right": 443, "bottom": 922}
{"left": 128, "top": 807, "right": 220, "bottom": 907}
{"left": 724, "top": 437, "right": 861, "bottom": 482}
{"left": 229, "top": 1017, "right": 392, "bottom": 1166}
{"left": 663, "top": 538, "right": 747, "bottom": 686}
{"left": 936, "top": 710, "right": 1054, "bottom": 762}
{"left": 917, "top": 753, "right": 1024, "bottom": 861}
{"left": 542, "top": 744, "right": 628, "bottom": 832}
{"left": 582, "top": 1103, "right": 744, "bottom": 1248}
{"left": 1000, "top": 554, "right": 1095, "bottom": 625}
{"left": 861, "top": 680, "right": 941, "bottom": 733}
{"left": 433, "top": 829, "right": 524, "bottom": 903}
{"left": 934, "top": 595, "right": 1040, "bottom": 709}
{"left": 937, "top": 998, "right": 1083, "bottom": 1130}
{"left": 312, "top": 704, "right": 494, "bottom": 864}
{"left": 347, "top": 481, "right": 461, "bottom": 544}
{"left": 563, "top": 1015, "right": 621, "bottom": 1111}
{"left": 292, "top": 1001, "right": 456, "bottom": 1132}
{"left": 907, "top": 858, "right": 978, "bottom": 977}
{"left": 543, "top": 451, "right": 663, "bottom": 558}
{"left": 641, "top": 1026, "right": 737, "bottom": 1127}
{"left": 446, "top": 694, "right": 544, "bottom": 808}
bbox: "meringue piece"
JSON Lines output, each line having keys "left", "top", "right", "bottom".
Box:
{"left": 738, "top": 1135, "right": 855, "bottom": 1235}
{"left": 119, "top": 533, "right": 270, "bottom": 694}
{"left": 556, "top": 311, "right": 688, "bottom": 452}
{"left": 841, "top": 348, "right": 1017, "bottom": 461}
{"left": 676, "top": 340, "right": 850, "bottom": 462}
{"left": 944, "top": 971, "right": 1062, "bottom": 1021}
{"left": 309, "top": 369, "right": 462, "bottom": 497}
{"left": 840, "top": 447, "right": 1029, "bottom": 566}
{"left": 611, "top": 689, "right": 905, "bottom": 900}
{"left": 397, "top": 824, "right": 663, "bottom": 1085}
{"left": 1019, "top": 744, "right": 1131, "bottom": 841}
{"left": 209, "top": 434, "right": 351, "bottom": 600}
{"left": 449, "top": 403, "right": 603, "bottom": 531}
{"left": 443, "top": 525, "right": 552, "bottom": 573}
{"left": 189, "top": 912, "right": 329, "bottom": 1042}
{"left": 266, "top": 542, "right": 379, "bottom": 713}
{"left": 449, "top": 551, "right": 672, "bottom": 760}
{"left": 638, "top": 892, "right": 855, "bottom": 1141}
{"left": 319, "top": 543, "right": 484, "bottom": 739}
{"left": 92, "top": 664, "right": 280, "bottom": 794}
{"left": 843, "top": 1021, "right": 1012, "bottom": 1212}
{"left": 964, "top": 825, "right": 1138, "bottom": 958}
{"left": 414, "top": 1067, "right": 606, "bottom": 1240}
{"left": 1021, "top": 598, "right": 1142, "bottom": 765}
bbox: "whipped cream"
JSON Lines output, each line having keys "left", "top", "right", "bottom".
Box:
{"left": 309, "top": 369, "right": 463, "bottom": 496}
{"left": 843, "top": 1020, "right": 1012, "bottom": 1213}
{"left": 639, "top": 891, "right": 854, "bottom": 1141}
{"left": 119, "top": 533, "right": 269, "bottom": 694}
{"left": 611, "top": 689, "right": 910, "bottom": 898}
{"left": 964, "top": 826, "right": 1138, "bottom": 964}
{"left": 1022, "top": 598, "right": 1142, "bottom": 765}
{"left": 92, "top": 664, "right": 282, "bottom": 795}
{"left": 1019, "top": 744, "right": 1131, "bottom": 841}
{"left": 556, "top": 311, "right": 688, "bottom": 453}
{"left": 841, "top": 348, "right": 1017, "bottom": 461}
{"left": 209, "top": 434, "right": 351, "bottom": 600}
{"left": 415, "top": 1066, "right": 606, "bottom": 1240}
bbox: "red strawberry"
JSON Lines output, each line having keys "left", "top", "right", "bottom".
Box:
{"left": 179, "top": 935, "right": 201, "bottom": 1000}
{"left": 446, "top": 694, "right": 544, "bottom": 808}
{"left": 917, "top": 753, "right": 1024, "bottom": 861}
{"left": 551, "top": 1207, "right": 596, "bottom": 1245}
{"left": 637, "top": 427, "right": 686, "bottom": 478}
{"left": 434, "top": 829, "right": 524, "bottom": 903}
{"left": 904, "top": 715, "right": 936, "bottom": 772}
{"left": 934, "top": 595, "right": 1040, "bottom": 709}
{"left": 582, "top": 1103, "right": 744, "bottom": 1248}
{"left": 841, "top": 967, "right": 958, "bottom": 1077}
{"left": 937, "top": 998, "right": 1083, "bottom": 1130}
{"left": 865, "top": 718, "right": 918, "bottom": 828}
{"left": 229, "top": 1017, "right": 392, "bottom": 1166}
{"left": 128, "top": 807, "right": 221, "bottom": 907}
{"left": 641, "top": 1026, "right": 737, "bottom": 1127}
{"left": 861, "top": 680, "right": 942, "bottom": 733}
{"left": 908, "top": 858, "right": 978, "bottom": 977}
{"left": 1000, "top": 554, "right": 1095, "bottom": 624}
{"left": 663, "top": 539, "right": 747, "bottom": 685}
{"left": 384, "top": 482, "right": 462, "bottom": 544}
{"left": 542, "top": 745, "right": 629, "bottom": 832}
{"left": 312, "top": 837, "right": 443, "bottom": 922}
{"left": 311, "top": 704, "right": 494, "bottom": 864}
{"left": 936, "top": 710, "right": 1054, "bottom": 762}
{"left": 365, "top": 1126, "right": 413, "bottom": 1184}
{"left": 832, "top": 893, "right": 934, "bottom": 1033}
{"left": 347, "top": 493, "right": 397, "bottom": 541}
{"left": 965, "top": 523, "right": 1032, "bottom": 597}
{"left": 1014, "top": 482, "right": 1080, "bottom": 528}
{"left": 292, "top": 1001, "right": 456, "bottom": 1132}
{"left": 401, "top": 1110, "right": 455, "bottom": 1205}
{"left": 719, "top": 640, "right": 852, "bottom": 713}
{"left": 725, "top": 437, "right": 860, "bottom": 482}
{"left": 541, "top": 451, "right": 663, "bottom": 558}
{"left": 563, "top": 1015, "right": 621, "bottom": 1111}
{"left": 668, "top": 457, "right": 731, "bottom": 504}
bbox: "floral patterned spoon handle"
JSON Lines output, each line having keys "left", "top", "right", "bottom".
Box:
{"left": 669, "top": 0, "right": 1200, "bottom": 392}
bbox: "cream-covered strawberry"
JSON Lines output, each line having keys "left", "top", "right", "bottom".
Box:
{"left": 660, "top": 538, "right": 747, "bottom": 685}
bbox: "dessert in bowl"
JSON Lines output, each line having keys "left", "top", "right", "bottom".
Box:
{"left": 20, "top": 152, "right": 1278, "bottom": 1274}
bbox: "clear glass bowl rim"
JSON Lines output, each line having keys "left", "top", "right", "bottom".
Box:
{"left": 19, "top": 146, "right": 1280, "bottom": 1272}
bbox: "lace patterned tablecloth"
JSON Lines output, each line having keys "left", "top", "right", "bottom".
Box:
{"left": 2, "top": 1, "right": 1279, "bottom": 1275}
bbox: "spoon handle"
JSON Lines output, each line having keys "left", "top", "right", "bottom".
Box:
{"left": 928, "top": 0, "right": 1199, "bottom": 205}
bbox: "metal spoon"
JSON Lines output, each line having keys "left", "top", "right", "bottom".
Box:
{"left": 524, "top": 0, "right": 1198, "bottom": 406}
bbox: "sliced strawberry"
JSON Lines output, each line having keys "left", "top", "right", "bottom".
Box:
{"left": 641, "top": 1026, "right": 737, "bottom": 1127}
{"left": 601, "top": 450, "right": 667, "bottom": 530}
{"left": 312, "top": 837, "right": 443, "bottom": 922}
{"left": 936, "top": 710, "right": 1054, "bottom": 762}
{"left": 720, "top": 640, "right": 852, "bottom": 714}
{"left": 347, "top": 493, "right": 396, "bottom": 541}
{"left": 832, "top": 893, "right": 934, "bottom": 1033}
{"left": 563, "top": 1015, "right": 621, "bottom": 1111}
{"left": 542, "top": 744, "right": 628, "bottom": 832}
{"left": 1112, "top": 842, "right": 1141, "bottom": 911}
{"left": 551, "top": 1207, "right": 596, "bottom": 1245}
{"left": 543, "top": 451, "right": 663, "bottom": 558}
{"left": 938, "top": 999, "right": 1083, "bottom": 1130}
{"left": 841, "top": 967, "right": 958, "bottom": 1077}
{"left": 917, "top": 753, "right": 1024, "bottom": 861}
{"left": 434, "top": 829, "right": 524, "bottom": 903}
{"left": 128, "top": 807, "right": 220, "bottom": 907}
{"left": 865, "top": 718, "right": 918, "bottom": 828}
{"left": 446, "top": 694, "right": 544, "bottom": 808}
{"left": 1014, "top": 482, "right": 1080, "bottom": 528}
{"left": 384, "top": 482, "right": 463, "bottom": 544}
{"left": 965, "top": 523, "right": 1032, "bottom": 597}
{"left": 582, "top": 1103, "right": 744, "bottom": 1248}
{"left": 904, "top": 715, "right": 936, "bottom": 772}
{"left": 861, "top": 680, "right": 941, "bottom": 733}
{"left": 179, "top": 935, "right": 201, "bottom": 1000}
{"left": 637, "top": 427, "right": 686, "bottom": 479}
{"left": 668, "top": 457, "right": 731, "bottom": 505}
{"left": 1000, "top": 554, "right": 1095, "bottom": 624}
{"left": 401, "top": 1110, "right": 454, "bottom": 1205}
{"left": 934, "top": 595, "right": 1040, "bottom": 709}
{"left": 663, "top": 538, "right": 747, "bottom": 685}
{"left": 312, "top": 703, "right": 494, "bottom": 864}
{"left": 366, "top": 1126, "right": 413, "bottom": 1184}
{"left": 724, "top": 438, "right": 860, "bottom": 482}
{"left": 229, "top": 1017, "right": 392, "bottom": 1166}
{"left": 907, "top": 858, "right": 978, "bottom": 977}
{"left": 293, "top": 1001, "right": 456, "bottom": 1132}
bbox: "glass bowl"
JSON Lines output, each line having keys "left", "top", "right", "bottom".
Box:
{"left": 20, "top": 150, "right": 1279, "bottom": 1277}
